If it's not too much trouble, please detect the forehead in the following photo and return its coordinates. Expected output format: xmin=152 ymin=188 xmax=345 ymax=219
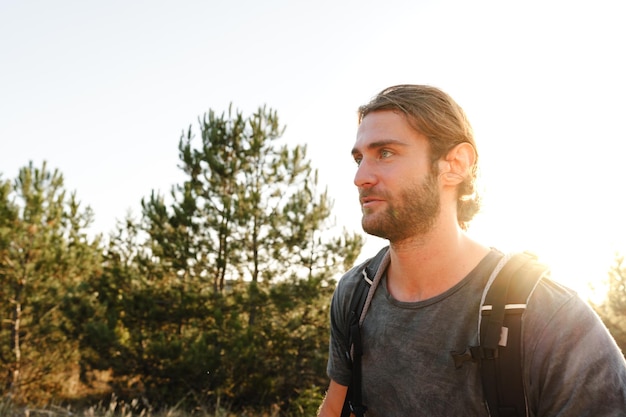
xmin=354 ymin=110 xmax=428 ymax=151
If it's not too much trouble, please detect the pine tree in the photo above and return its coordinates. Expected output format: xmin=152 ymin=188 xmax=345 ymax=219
xmin=592 ymin=254 xmax=626 ymax=356
xmin=0 ymin=162 xmax=102 ymax=404
xmin=82 ymin=105 xmax=363 ymax=411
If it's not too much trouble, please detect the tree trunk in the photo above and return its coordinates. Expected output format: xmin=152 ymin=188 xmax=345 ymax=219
xmin=7 ymin=279 xmax=23 ymax=396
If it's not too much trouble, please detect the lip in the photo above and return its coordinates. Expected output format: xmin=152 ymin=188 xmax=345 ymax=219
xmin=360 ymin=195 xmax=384 ymax=207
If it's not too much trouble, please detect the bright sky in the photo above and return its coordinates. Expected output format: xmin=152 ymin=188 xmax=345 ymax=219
xmin=2 ymin=0 xmax=625 ymax=301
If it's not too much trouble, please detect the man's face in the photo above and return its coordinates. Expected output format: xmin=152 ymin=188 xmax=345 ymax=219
xmin=351 ymin=110 xmax=441 ymax=242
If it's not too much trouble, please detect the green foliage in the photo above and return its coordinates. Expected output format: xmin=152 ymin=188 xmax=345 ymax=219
xmin=287 ymin=385 xmax=325 ymax=417
xmin=69 ymin=105 xmax=363 ymax=414
xmin=0 ymin=162 xmax=103 ymax=404
xmin=592 ymin=253 xmax=626 ymax=356
xmin=0 ymin=107 xmax=362 ymax=414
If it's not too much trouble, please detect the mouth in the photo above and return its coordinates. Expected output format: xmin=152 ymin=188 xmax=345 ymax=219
xmin=360 ymin=194 xmax=384 ymax=208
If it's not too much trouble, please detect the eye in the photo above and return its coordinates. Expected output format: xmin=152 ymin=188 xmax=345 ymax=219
xmin=354 ymin=156 xmax=362 ymax=166
xmin=380 ymin=149 xmax=393 ymax=159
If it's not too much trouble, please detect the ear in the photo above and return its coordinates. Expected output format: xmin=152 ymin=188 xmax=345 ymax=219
xmin=438 ymin=142 xmax=476 ymax=186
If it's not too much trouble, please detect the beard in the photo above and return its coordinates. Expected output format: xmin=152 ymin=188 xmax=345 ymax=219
xmin=360 ymin=173 xmax=441 ymax=242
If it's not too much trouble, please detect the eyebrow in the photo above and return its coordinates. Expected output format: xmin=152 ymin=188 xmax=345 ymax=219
xmin=351 ymin=138 xmax=408 ymax=156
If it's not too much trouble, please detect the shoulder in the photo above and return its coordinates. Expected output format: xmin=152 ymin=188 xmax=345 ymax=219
xmin=333 ymin=246 xmax=388 ymax=302
xmin=332 ymin=256 xmax=373 ymax=311
xmin=528 ymin=272 xmax=578 ymax=313
xmin=523 ymin=272 xmax=626 ymax=413
xmin=330 ymin=246 xmax=389 ymax=325
xmin=524 ymin=272 xmax=586 ymax=331
xmin=523 ymin=271 xmax=596 ymax=348
xmin=524 ymin=269 xmax=624 ymax=372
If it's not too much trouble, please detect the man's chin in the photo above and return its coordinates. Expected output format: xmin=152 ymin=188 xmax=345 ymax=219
xmin=361 ymin=219 xmax=388 ymax=240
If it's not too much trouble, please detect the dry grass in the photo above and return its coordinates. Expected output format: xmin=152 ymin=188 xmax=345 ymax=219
xmin=0 ymin=394 xmax=283 ymax=417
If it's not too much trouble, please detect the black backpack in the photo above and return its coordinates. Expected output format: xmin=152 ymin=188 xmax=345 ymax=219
xmin=341 ymin=248 xmax=548 ymax=417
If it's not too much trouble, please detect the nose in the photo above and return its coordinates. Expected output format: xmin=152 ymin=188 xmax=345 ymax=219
xmin=354 ymin=158 xmax=377 ymax=188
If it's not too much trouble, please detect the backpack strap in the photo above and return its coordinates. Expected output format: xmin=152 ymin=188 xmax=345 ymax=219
xmin=341 ymin=246 xmax=389 ymax=417
xmin=475 ymin=252 xmax=548 ymax=417
xmin=342 ymin=249 xmax=546 ymax=417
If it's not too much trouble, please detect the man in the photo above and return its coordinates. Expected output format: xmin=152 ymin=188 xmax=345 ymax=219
xmin=317 ymin=84 xmax=626 ymax=416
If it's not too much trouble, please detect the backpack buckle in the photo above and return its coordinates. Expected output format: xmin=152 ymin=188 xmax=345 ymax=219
xmin=451 ymin=347 xmax=475 ymax=369
xmin=470 ymin=345 xmax=498 ymax=360
xmin=349 ymin=402 xmax=368 ymax=416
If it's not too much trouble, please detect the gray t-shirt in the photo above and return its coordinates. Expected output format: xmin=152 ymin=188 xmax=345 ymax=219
xmin=327 ymin=249 xmax=626 ymax=417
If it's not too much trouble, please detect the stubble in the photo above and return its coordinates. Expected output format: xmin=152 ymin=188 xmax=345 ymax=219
xmin=361 ymin=173 xmax=441 ymax=243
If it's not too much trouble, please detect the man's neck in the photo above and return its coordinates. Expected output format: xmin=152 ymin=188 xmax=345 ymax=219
xmin=385 ymin=226 xmax=490 ymax=302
